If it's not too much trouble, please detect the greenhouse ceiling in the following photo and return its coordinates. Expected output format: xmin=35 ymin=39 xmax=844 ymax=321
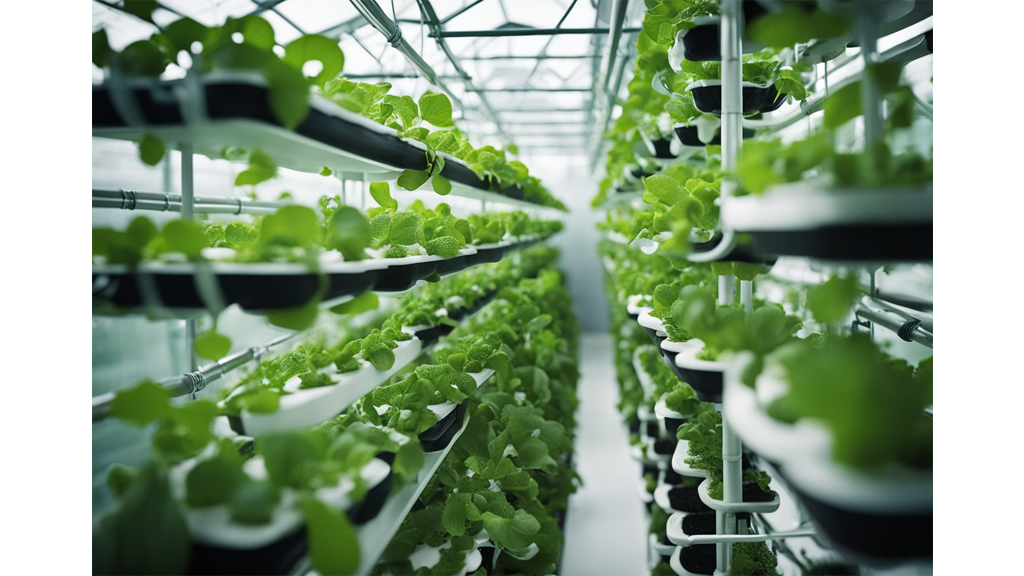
xmin=92 ymin=0 xmax=645 ymax=159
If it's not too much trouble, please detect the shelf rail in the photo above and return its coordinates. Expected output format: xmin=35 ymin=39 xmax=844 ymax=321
xmin=856 ymin=297 xmax=933 ymax=348
xmin=93 ymin=189 xmax=289 ymax=215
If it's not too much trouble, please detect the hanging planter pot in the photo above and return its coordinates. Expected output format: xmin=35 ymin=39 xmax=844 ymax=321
xmin=686 ymin=80 xmax=786 ymax=116
xmin=670 ymin=542 xmax=717 ymax=576
xmin=638 ymin=311 xmax=669 ymax=348
xmin=673 ymin=124 xmax=756 ymax=147
xmin=640 ymin=129 xmax=680 ymax=159
xmin=689 ymin=232 xmax=778 ymax=266
xmin=668 ymin=2 xmax=769 ymax=65
xmin=671 ymin=440 xmax=708 ymax=479
xmin=654 ymin=481 xmax=712 ymax=515
xmin=697 ymin=478 xmax=781 ymax=514
xmin=666 ymin=510 xmax=719 ymax=546
xmin=722 ymin=352 xmax=832 ymax=467
xmin=654 ymin=390 xmax=695 ymax=437
xmin=673 ymin=340 xmax=727 ymax=403
xmin=778 ymin=454 xmax=932 ymax=563
xmin=722 ymin=183 xmax=933 ymax=262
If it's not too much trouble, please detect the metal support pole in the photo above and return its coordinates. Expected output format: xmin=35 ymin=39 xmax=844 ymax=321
xmin=740 ymin=279 xmax=753 ymax=314
xmin=858 ymin=9 xmax=883 ymax=148
xmin=180 ymin=142 xmax=198 ymax=372
xmin=430 ymin=26 xmax=642 ymax=38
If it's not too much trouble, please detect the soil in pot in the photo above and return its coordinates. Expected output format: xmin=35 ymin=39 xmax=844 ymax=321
xmin=189 ymin=528 xmax=306 ymax=576
xmin=645 ymin=422 xmax=661 ymax=438
xmin=663 ymin=468 xmax=684 ymax=485
xmin=680 ymin=544 xmax=717 ymax=575
xmin=654 ymin=438 xmax=677 ymax=456
xmin=682 ymin=512 xmax=717 ymax=536
xmin=668 ymin=486 xmax=710 ymax=513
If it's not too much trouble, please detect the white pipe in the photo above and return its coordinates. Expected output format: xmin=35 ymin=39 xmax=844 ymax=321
xmin=680 ymin=529 xmax=820 ymax=546
xmin=180 ymin=142 xmax=194 ymax=222
xmin=740 ymin=280 xmax=753 ymax=314
xmin=857 ymin=10 xmax=883 ymax=147
xmin=718 ymin=275 xmax=735 ymax=306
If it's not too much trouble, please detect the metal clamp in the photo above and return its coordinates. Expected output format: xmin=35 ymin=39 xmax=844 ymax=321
xmin=183 ymin=370 xmax=207 ymax=399
xmin=897 ymin=319 xmax=923 ymax=342
xmin=120 ymin=188 xmax=137 ymax=210
xmin=386 ymin=24 xmax=403 ymax=47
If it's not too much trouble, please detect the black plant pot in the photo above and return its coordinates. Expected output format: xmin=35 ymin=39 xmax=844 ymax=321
xmin=654 ymin=438 xmax=677 ymax=456
xmin=673 ymin=364 xmax=723 ymax=404
xmin=668 ymin=485 xmax=710 ymax=513
xmin=188 ymin=528 xmax=306 ymax=575
xmin=678 ymin=2 xmax=768 ymax=61
xmin=648 ymin=137 xmax=677 ymax=159
xmin=673 ymin=125 xmax=756 ymax=147
xmin=642 ymin=326 xmax=667 ymax=349
xmin=373 ymin=259 xmax=440 ymax=292
xmin=746 ymin=223 xmax=933 ymax=262
xmin=783 ymin=476 xmax=932 ymax=561
xmin=690 ymin=233 xmax=778 ymax=266
xmin=645 ymin=422 xmax=661 ymax=438
xmin=504 ymin=187 xmax=525 ymax=201
xmin=349 ymin=454 xmax=395 ymax=525
xmin=419 ymin=398 xmax=469 ymax=452
xmin=690 ymin=83 xmax=785 ymax=116
xmin=664 ymin=415 xmax=687 ymax=437
xmin=631 ymin=167 xmax=656 ymax=180
xmin=680 ymin=544 xmax=716 ymax=575
xmin=663 ymin=468 xmax=684 ymax=486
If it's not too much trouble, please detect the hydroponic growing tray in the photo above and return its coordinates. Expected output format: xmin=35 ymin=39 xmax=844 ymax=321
xmin=92 ymin=72 xmax=539 ymax=205
xmin=687 ymin=80 xmax=786 ymax=116
xmin=722 ymin=184 xmax=933 ymax=261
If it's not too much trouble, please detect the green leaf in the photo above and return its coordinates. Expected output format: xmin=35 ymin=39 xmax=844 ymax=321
xmin=138 ymin=135 xmax=165 ymax=167
xmin=328 ymin=206 xmax=371 ymax=260
xmin=163 ymin=220 xmax=209 ymax=258
xmin=104 ymin=462 xmax=190 ymax=574
xmin=389 ymin=211 xmax=421 ymax=246
xmin=116 ymin=40 xmax=167 ymax=77
xmin=235 ymin=149 xmax=278 ymax=186
xmin=301 ymin=497 xmax=360 ymax=575
xmin=233 ymin=15 xmax=276 ymax=49
xmin=419 ymin=92 xmax=453 ymax=127
xmin=260 ymin=204 xmax=319 ymax=248
xmin=384 ymin=95 xmax=419 ymax=129
xmin=283 ymin=35 xmax=345 ymax=87
xmin=164 ymin=17 xmax=209 ymax=54
xmin=266 ymin=296 xmax=321 ymax=331
xmin=397 ymin=169 xmax=431 ymax=191
xmin=106 ymin=464 xmax=138 ymax=497
xmin=262 ymin=59 xmax=311 ymax=129
xmin=431 ymin=174 xmax=452 ymax=195
xmin=330 ymin=292 xmax=379 ymax=315
xmin=643 ymin=174 xmax=685 ymax=206
xmin=481 ymin=509 xmax=540 ymax=551
xmin=526 ymin=314 xmax=552 ymax=332
xmin=186 ymin=440 xmax=247 ymax=508
xmin=230 ymin=481 xmax=279 ymax=525
xmin=240 ymin=389 xmax=280 ymax=414
xmin=110 ymin=380 xmax=170 ymax=426
xmin=365 ymin=346 xmax=396 ymax=371
xmin=369 ymin=182 xmax=398 ymax=211
xmin=123 ymin=0 xmax=159 ymax=23
xmin=806 ymin=275 xmax=860 ymax=323
xmin=823 ymin=81 xmax=863 ymax=129
xmin=425 ymin=236 xmax=461 ymax=258
xmin=194 ymin=329 xmax=231 ymax=360
xmin=93 ymin=30 xmax=112 ymax=68
xmin=748 ymin=6 xmax=851 ymax=48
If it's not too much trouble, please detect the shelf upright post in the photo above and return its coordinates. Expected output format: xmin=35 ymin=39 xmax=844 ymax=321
xmin=857 ymin=7 xmax=883 ymax=150
xmin=180 ymin=141 xmax=199 ymax=372
xmin=740 ymin=279 xmax=753 ymax=314
xmin=719 ymin=0 xmax=743 ymax=571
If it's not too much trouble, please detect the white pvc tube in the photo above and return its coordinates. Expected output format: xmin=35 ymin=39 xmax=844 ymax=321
xmin=857 ymin=10 xmax=882 ymax=146
xmin=718 ymin=275 xmax=735 ymax=306
xmin=180 ymin=142 xmax=194 ymax=222
xmin=718 ymin=1 xmax=742 ymax=572
xmin=740 ymin=280 xmax=753 ymax=314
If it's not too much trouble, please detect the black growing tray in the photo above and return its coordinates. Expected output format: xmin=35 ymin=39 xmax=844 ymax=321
xmin=673 ymin=125 xmax=755 ymax=147
xmin=678 ymin=3 xmax=768 ymax=61
xmin=189 ymin=527 xmax=306 ymax=575
xmin=691 ymin=233 xmax=778 ymax=265
xmin=419 ymin=398 xmax=469 ymax=452
xmin=746 ymin=224 xmax=933 ymax=262
xmin=642 ymin=326 xmax=667 ymax=349
xmin=468 ymin=245 xmax=506 ymax=266
xmin=666 ymin=357 xmax=723 ymax=404
xmin=349 ymin=453 xmax=396 ymax=525
xmin=691 ymin=83 xmax=785 ymax=116
xmin=786 ymin=480 xmax=932 ymax=561
xmin=373 ymin=260 xmax=441 ymax=292
xmin=436 ymin=253 xmax=474 ymax=276
xmin=92 ymin=78 xmax=535 ymax=204
xmin=92 ymin=267 xmax=380 ymax=312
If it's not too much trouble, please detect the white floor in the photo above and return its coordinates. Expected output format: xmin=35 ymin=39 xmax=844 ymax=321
xmin=561 ymin=333 xmax=648 ymax=576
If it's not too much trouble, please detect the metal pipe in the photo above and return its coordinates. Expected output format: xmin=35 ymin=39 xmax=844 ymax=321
xmin=347 ymin=0 xmax=442 ymax=86
xmin=601 ymin=0 xmax=629 ymax=94
xmin=415 ymin=0 xmax=513 ymax=144
xmin=680 ymin=529 xmax=820 ymax=547
xmin=461 ymin=54 xmax=595 ymax=61
xmin=431 ymin=26 xmax=642 ymax=38
xmin=856 ymin=304 xmax=933 ymax=348
xmin=469 ymin=87 xmax=592 ymax=92
xmin=441 ymin=0 xmax=487 ymax=24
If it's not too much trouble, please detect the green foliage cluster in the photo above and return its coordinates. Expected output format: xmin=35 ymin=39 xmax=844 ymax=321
xmin=677 ymin=410 xmax=774 ymax=501
xmin=95 ymin=248 xmax=580 ymax=575
xmin=93 ymin=10 xmax=564 ymax=210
